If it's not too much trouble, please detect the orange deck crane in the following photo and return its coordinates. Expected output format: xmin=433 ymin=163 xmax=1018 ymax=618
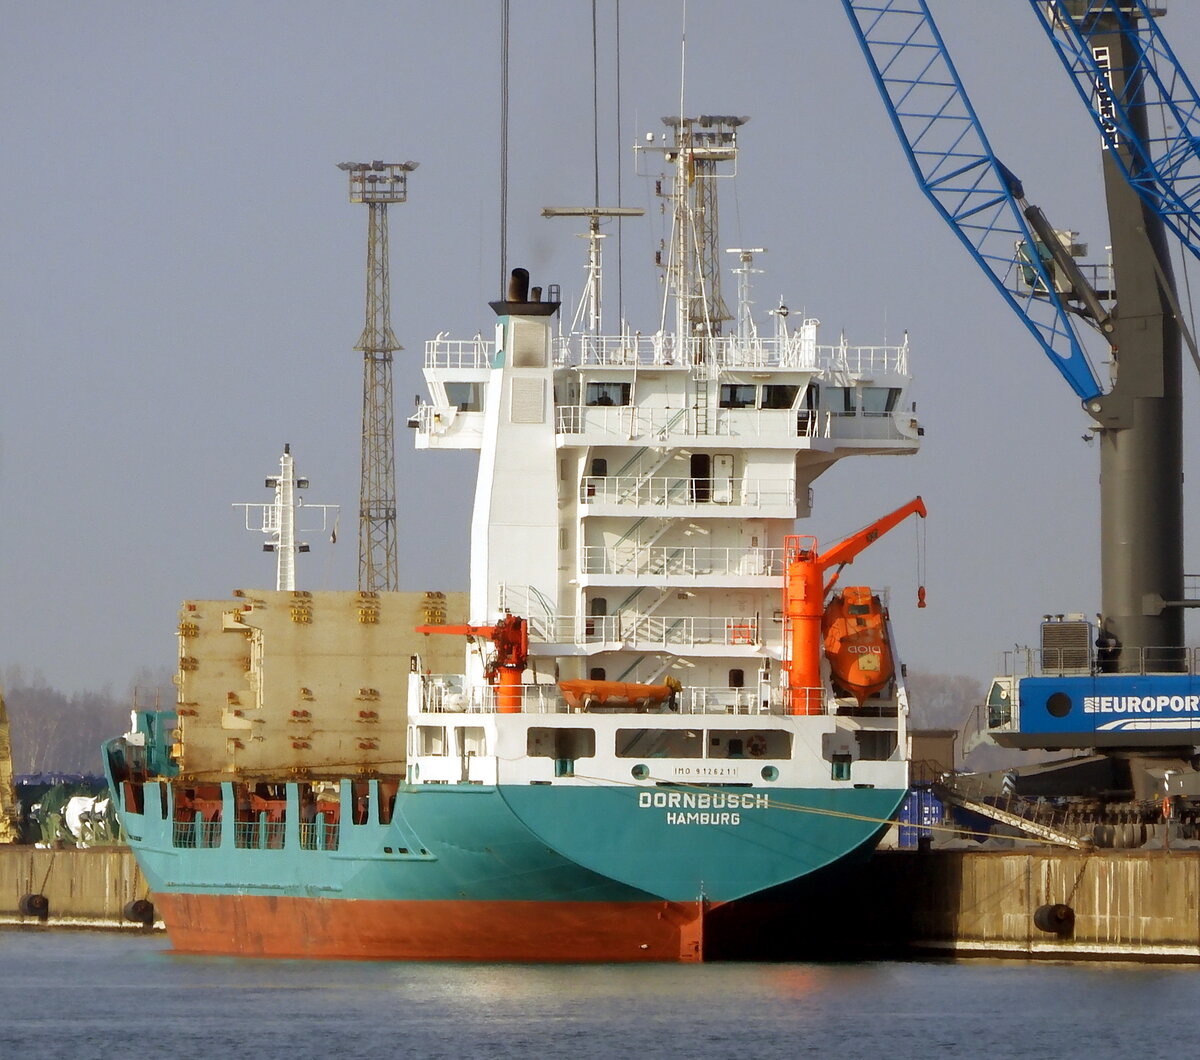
xmin=415 ymin=613 xmax=529 ymax=713
xmin=782 ymin=498 xmax=926 ymax=715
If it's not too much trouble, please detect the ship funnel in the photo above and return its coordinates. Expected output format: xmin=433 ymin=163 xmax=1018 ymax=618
xmin=490 ymin=266 xmax=560 ymax=317
xmin=508 ymin=267 xmax=530 ymax=303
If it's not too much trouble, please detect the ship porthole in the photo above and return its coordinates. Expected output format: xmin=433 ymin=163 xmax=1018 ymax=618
xmin=1046 ymin=692 xmax=1072 ymax=718
xmin=761 ymin=766 xmax=779 ymax=782
xmin=631 ymin=764 xmax=649 ymax=780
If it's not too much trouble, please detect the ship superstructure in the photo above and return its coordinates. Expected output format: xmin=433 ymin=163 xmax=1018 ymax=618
xmin=415 ymin=115 xmax=921 ymax=713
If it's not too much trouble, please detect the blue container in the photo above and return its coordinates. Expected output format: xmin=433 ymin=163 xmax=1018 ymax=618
xmin=897 ymin=787 xmax=944 ymax=849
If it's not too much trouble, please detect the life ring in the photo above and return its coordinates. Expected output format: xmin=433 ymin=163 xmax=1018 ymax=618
xmin=748 ymin=735 xmax=768 ymax=758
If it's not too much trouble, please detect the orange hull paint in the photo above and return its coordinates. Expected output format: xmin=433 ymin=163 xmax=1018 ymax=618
xmin=155 ymin=893 xmax=709 ymax=962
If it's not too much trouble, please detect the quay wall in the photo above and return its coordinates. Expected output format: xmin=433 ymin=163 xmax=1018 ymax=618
xmin=0 ymin=846 xmax=157 ymax=930
xmin=3 ymin=845 xmax=1200 ymax=960
xmin=858 ymin=848 xmax=1200 ymax=961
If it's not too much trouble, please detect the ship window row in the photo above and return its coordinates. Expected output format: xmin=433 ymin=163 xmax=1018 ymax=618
xmin=414 ymin=725 xmax=487 ymax=757
xmin=718 ymin=383 xmax=801 ymax=410
xmin=826 ymin=386 xmax=902 ymax=415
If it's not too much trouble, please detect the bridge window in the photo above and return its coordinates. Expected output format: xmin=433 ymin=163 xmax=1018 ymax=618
xmin=862 ymin=387 xmax=901 ymax=415
xmin=826 ymin=387 xmax=855 ymax=414
xmin=585 ymin=382 xmax=631 ymax=406
xmin=444 ymin=382 xmax=482 ymax=411
xmin=719 ymin=384 xmax=756 ymax=408
xmin=761 ymin=384 xmax=799 ymax=410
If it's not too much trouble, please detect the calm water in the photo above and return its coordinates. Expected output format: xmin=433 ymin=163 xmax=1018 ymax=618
xmin=1 ymin=930 xmax=1197 ymax=1059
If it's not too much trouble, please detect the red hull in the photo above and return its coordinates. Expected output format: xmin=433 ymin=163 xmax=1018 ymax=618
xmin=156 ymin=893 xmax=709 ymax=962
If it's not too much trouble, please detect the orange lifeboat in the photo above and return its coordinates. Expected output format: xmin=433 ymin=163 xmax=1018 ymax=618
xmin=558 ymin=677 xmax=681 ymax=712
xmin=822 ymin=586 xmax=894 ymax=705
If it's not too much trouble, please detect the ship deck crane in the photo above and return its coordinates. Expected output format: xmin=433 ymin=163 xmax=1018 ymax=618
xmin=782 ymin=497 xmax=926 ymax=715
xmin=416 ymin=614 xmax=529 ymax=714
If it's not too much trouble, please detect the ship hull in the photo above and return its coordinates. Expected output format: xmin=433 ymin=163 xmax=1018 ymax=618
xmin=155 ymin=893 xmax=709 ymax=961
xmin=111 ymin=774 xmax=905 ymax=961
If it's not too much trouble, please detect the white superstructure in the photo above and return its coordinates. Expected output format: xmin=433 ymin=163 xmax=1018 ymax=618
xmin=413 ymin=115 xmax=921 ymax=716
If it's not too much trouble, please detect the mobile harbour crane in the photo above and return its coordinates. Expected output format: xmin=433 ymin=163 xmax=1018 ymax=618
xmin=843 ymin=1 xmax=1200 ymax=805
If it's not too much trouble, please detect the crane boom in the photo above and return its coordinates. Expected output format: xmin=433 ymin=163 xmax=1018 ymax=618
xmin=840 ymin=0 xmax=1103 ymax=402
xmin=1030 ymin=0 xmax=1200 ymax=266
xmin=416 ymin=614 xmax=529 ymax=713
xmin=782 ymin=497 xmax=926 ymax=716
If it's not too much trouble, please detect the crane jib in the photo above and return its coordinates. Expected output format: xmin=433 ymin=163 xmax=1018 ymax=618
xmin=841 ymin=0 xmax=1105 ymax=404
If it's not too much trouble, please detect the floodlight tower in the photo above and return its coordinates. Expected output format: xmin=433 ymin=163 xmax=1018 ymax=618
xmin=338 ymin=159 xmax=418 ymax=592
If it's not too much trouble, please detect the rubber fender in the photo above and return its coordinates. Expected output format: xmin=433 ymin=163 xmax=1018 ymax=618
xmin=123 ymin=899 xmax=156 ymax=926
xmin=18 ymin=893 xmax=49 ymax=920
xmin=1033 ymin=903 xmax=1075 ymax=937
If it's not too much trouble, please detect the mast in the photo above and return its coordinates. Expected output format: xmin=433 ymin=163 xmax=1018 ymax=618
xmin=234 ymin=445 xmax=337 ymax=592
xmin=641 ymin=115 xmax=745 ymax=347
xmin=541 ymin=207 xmax=645 ymax=336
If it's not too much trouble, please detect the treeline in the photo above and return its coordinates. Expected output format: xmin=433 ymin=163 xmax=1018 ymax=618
xmin=2 ymin=666 xmax=175 ymax=776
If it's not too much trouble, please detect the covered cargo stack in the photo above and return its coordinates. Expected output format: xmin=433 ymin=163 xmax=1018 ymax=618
xmin=172 ymin=590 xmax=467 ymax=781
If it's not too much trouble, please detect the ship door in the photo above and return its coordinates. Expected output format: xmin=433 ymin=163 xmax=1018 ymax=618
xmin=712 ymin=454 xmax=734 ymax=504
xmin=690 ymin=453 xmax=711 ymax=503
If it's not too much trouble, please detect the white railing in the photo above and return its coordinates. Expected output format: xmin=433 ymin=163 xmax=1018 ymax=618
xmin=556 ymin=404 xmax=917 ymax=444
xmin=419 ymin=677 xmax=563 ymax=715
xmin=675 ymin=686 xmax=779 ymax=715
xmin=580 ymin=476 xmax=795 ymax=508
xmin=424 ymin=329 xmax=909 ymax=376
xmin=527 ymin=614 xmax=759 ymax=648
xmin=580 ymin=545 xmax=784 ymax=578
xmin=424 ymin=337 xmax=495 ymax=369
xmin=416 ymin=676 xmax=791 ymax=716
xmin=627 ymin=614 xmax=760 ymax=647
xmin=1001 ymin=645 xmax=1200 ymax=678
xmin=563 ymin=329 xmax=909 ymax=374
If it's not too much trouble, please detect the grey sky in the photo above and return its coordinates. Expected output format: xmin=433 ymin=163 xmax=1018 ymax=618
xmin=3 ymin=2 xmax=1199 ymax=695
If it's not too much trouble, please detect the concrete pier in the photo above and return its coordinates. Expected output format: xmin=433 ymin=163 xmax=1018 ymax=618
xmin=0 ymin=846 xmax=158 ymax=931
xmin=854 ymin=848 xmax=1200 ymax=961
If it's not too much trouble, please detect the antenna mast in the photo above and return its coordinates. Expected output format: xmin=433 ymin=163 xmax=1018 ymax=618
xmin=542 ymin=207 xmax=645 ymax=335
xmin=234 ymin=444 xmax=338 ymax=591
xmin=642 ymin=116 xmax=745 ymax=346
xmin=338 ymin=160 xmax=417 ymax=591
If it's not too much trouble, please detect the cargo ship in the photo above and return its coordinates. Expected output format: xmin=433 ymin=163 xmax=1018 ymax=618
xmin=104 ymin=113 xmax=924 ymax=960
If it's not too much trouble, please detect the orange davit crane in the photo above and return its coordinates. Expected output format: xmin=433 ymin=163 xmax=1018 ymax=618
xmin=416 ymin=613 xmax=529 ymax=713
xmin=782 ymin=497 xmax=927 ymax=715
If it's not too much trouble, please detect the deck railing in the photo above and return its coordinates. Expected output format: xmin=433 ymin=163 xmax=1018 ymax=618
xmin=417 ymin=678 xmax=794 ymax=715
xmin=579 ymin=545 xmax=784 ymax=578
xmin=579 ymin=475 xmax=795 ymax=508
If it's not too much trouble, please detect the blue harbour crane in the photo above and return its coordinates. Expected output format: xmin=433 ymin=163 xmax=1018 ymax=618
xmin=842 ymin=1 xmax=1200 ymax=775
